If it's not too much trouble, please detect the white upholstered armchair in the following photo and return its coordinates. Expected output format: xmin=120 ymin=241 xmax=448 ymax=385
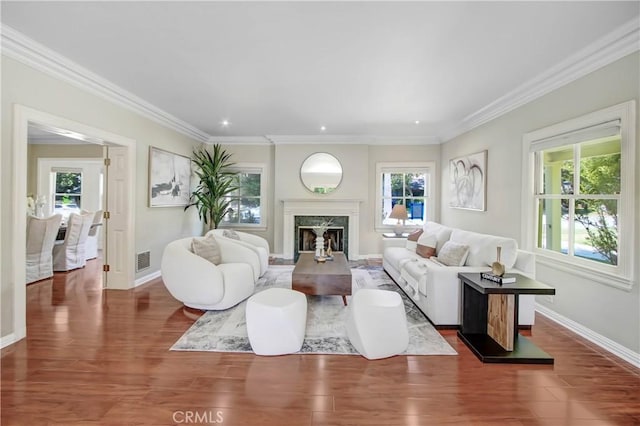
xmin=161 ymin=236 xmax=257 ymax=310
xmin=207 ymin=229 xmax=270 ymax=277
xmin=26 ymin=214 xmax=63 ymax=284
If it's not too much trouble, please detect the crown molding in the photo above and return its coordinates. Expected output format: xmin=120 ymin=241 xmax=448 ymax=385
xmin=267 ymin=134 xmax=439 ymax=145
xmin=208 ymin=136 xmax=273 ymax=145
xmin=1 ymin=25 xmax=211 ymax=143
xmin=442 ymin=17 xmax=640 ymax=142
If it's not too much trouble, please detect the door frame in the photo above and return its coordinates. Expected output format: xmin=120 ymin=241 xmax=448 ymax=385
xmin=12 ymin=104 xmax=136 ymax=342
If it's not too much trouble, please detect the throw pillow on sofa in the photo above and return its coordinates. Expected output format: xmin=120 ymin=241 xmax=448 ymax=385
xmin=416 ymin=232 xmax=437 ymax=258
xmin=405 ymin=229 xmax=423 ymax=251
xmin=434 ymin=241 xmax=469 ymax=266
xmin=223 ymin=229 xmax=241 ymax=240
xmin=191 ymin=234 xmax=222 ymax=265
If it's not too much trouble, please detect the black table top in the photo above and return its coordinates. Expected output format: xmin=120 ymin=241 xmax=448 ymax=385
xmin=458 ymin=272 xmax=555 ymax=296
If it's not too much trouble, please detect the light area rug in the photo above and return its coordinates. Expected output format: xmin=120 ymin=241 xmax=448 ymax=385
xmin=171 ymin=265 xmax=457 ymax=356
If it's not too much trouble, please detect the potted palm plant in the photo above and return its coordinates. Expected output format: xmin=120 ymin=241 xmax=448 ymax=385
xmin=185 ymin=144 xmax=238 ymax=232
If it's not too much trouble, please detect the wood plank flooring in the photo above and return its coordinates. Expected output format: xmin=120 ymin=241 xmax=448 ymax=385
xmin=2 ymin=258 xmax=639 ymax=425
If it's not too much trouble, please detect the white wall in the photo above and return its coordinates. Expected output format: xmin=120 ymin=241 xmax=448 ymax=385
xmin=1 ymin=55 xmax=201 ymax=339
xmin=439 ymin=52 xmax=640 ymax=354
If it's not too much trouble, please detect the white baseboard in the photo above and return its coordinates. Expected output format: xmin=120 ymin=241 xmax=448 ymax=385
xmin=134 ymin=270 xmax=162 ymax=287
xmin=1 ymin=332 xmax=19 ymax=349
xmin=536 ymin=303 xmax=640 ymax=369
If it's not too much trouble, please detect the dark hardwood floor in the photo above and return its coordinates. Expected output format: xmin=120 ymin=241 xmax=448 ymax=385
xmin=2 ymin=258 xmax=639 ymax=425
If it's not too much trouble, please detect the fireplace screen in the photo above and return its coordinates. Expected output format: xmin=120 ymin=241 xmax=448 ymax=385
xmin=298 ymin=227 xmax=344 ymax=253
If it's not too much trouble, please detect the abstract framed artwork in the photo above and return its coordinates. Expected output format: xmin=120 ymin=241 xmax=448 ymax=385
xmin=148 ymin=146 xmax=191 ymax=207
xmin=449 ymin=150 xmax=487 ymax=211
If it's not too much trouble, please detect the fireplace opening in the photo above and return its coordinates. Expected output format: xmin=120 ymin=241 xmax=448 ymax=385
xmin=298 ymin=227 xmax=344 ymax=253
xmin=294 ymin=215 xmax=349 ymax=261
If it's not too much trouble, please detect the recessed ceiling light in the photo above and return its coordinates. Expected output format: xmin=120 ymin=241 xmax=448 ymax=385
xmin=414 ymin=120 xmax=420 ymax=125
xmin=320 ymin=126 xmax=326 ymax=131
xmin=221 ymin=120 xmax=230 ymax=127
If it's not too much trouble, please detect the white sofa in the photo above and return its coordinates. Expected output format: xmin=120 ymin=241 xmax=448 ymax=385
xmin=161 ymin=236 xmax=257 ymax=310
xmin=383 ymin=222 xmax=536 ymax=327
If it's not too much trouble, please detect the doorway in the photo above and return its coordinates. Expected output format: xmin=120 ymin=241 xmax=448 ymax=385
xmin=11 ymin=104 xmax=136 ymax=342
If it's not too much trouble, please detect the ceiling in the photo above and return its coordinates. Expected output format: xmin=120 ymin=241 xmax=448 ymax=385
xmin=2 ymin=1 xmax=638 ymax=144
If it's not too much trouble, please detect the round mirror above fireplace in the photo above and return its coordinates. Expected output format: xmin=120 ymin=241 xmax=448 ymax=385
xmin=300 ymin=153 xmax=343 ymax=194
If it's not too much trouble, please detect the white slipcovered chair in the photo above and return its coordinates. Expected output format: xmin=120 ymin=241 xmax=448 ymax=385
xmin=83 ymin=209 xmax=103 ymax=260
xmin=207 ymin=229 xmax=270 ymax=277
xmin=52 ymin=211 xmax=94 ymax=272
xmin=161 ymin=236 xmax=257 ymax=310
xmin=346 ymin=289 xmax=409 ymax=360
xmin=26 ymin=214 xmax=63 ymax=284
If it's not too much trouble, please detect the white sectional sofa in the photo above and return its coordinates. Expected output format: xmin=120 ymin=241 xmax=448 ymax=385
xmin=383 ymin=222 xmax=536 ymax=327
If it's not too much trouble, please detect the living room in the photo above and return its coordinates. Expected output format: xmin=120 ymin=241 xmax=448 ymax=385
xmin=2 ymin=1 xmax=639 ymax=424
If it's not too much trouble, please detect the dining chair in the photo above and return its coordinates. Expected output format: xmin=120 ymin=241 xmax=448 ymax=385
xmin=84 ymin=210 xmax=103 ymax=260
xmin=53 ymin=211 xmax=94 ymax=272
xmin=26 ymin=214 xmax=63 ymax=284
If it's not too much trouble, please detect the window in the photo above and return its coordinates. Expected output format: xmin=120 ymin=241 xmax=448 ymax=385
xmin=53 ymin=170 xmax=82 ymax=216
xmin=221 ymin=164 xmax=266 ymax=228
xmin=523 ymin=101 xmax=635 ymax=289
xmin=376 ymin=162 xmax=436 ymax=230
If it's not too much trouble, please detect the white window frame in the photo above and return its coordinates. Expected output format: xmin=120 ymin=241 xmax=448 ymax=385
xmin=521 ymin=101 xmax=636 ymax=290
xmin=221 ymin=163 xmax=267 ymax=230
xmin=375 ymin=162 xmax=436 ymax=232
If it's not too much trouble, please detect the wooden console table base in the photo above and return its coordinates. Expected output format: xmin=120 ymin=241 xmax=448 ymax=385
xmin=292 ymin=253 xmax=352 ymax=306
xmin=457 ymin=272 xmax=556 ymax=364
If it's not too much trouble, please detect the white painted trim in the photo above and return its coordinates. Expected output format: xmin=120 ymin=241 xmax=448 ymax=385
xmin=444 ymin=18 xmax=640 ymax=141
xmin=210 ymin=136 xmax=272 ymax=145
xmin=521 ymin=101 xmax=636 ymax=285
xmin=12 ymin=105 xmax=137 ymax=344
xmin=268 ymin=135 xmax=440 ymax=145
xmin=536 ymin=303 xmax=640 ymax=369
xmin=0 ymin=333 xmax=19 ymax=349
xmin=1 ymin=25 xmax=209 ymax=143
xmin=374 ymin=161 xmax=437 ymax=232
xmin=134 ymin=270 xmax=162 ymax=287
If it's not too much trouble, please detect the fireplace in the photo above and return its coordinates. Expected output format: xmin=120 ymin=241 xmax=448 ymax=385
xmin=294 ymin=215 xmax=347 ymax=260
xmin=298 ymin=227 xmax=345 ymax=254
xmin=282 ymin=199 xmax=361 ymax=260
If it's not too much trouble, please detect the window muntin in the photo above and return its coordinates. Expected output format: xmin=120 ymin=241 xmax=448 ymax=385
xmin=535 ymin=135 xmax=621 ymax=266
xmin=53 ymin=171 xmax=82 ymax=215
xmin=376 ymin=163 xmax=434 ymax=230
xmin=221 ymin=166 xmax=265 ymax=228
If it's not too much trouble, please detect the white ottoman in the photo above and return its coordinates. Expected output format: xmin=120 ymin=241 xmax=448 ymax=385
xmin=246 ymin=288 xmax=307 ymax=356
xmin=346 ymin=289 xmax=409 ymax=360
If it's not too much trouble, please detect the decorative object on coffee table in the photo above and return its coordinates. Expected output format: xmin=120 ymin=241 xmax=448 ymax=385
xmin=491 ymin=246 xmax=505 ymax=276
xmin=388 ymin=204 xmax=408 ymax=236
xmin=312 ymin=219 xmax=332 ymax=260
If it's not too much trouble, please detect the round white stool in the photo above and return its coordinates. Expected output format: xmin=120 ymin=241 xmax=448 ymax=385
xmin=346 ymin=289 xmax=409 ymax=359
xmin=246 ymin=288 xmax=307 ymax=356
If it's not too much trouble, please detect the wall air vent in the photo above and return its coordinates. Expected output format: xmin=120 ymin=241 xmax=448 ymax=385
xmin=136 ymin=251 xmax=151 ymax=272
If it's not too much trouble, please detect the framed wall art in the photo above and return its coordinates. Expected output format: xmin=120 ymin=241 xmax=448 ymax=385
xmin=148 ymin=146 xmax=191 ymax=207
xmin=449 ymin=150 xmax=487 ymax=211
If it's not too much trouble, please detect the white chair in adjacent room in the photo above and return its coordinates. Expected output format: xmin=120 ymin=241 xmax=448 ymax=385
xmin=84 ymin=209 xmax=103 ymax=260
xmin=346 ymin=289 xmax=409 ymax=360
xmin=161 ymin=236 xmax=256 ymax=310
xmin=246 ymin=288 xmax=307 ymax=356
xmin=25 ymin=214 xmax=63 ymax=284
xmin=52 ymin=211 xmax=94 ymax=272
xmin=207 ymin=229 xmax=270 ymax=278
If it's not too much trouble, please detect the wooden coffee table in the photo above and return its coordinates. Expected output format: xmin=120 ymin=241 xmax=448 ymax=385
xmin=292 ymin=253 xmax=352 ymax=305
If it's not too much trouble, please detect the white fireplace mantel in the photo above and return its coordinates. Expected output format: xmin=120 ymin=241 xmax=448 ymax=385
xmin=281 ymin=199 xmax=362 ymax=259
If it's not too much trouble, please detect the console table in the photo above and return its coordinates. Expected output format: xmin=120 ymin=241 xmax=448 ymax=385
xmin=457 ymin=272 xmax=555 ymax=364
